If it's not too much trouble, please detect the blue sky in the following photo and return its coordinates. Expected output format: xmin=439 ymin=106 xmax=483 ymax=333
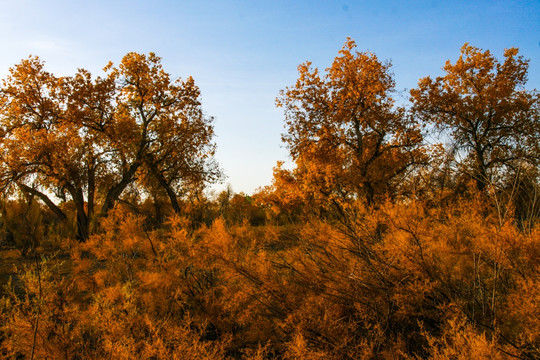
xmin=1 ymin=0 xmax=538 ymax=194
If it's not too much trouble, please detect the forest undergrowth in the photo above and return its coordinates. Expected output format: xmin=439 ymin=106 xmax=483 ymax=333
xmin=0 ymin=191 xmax=538 ymax=359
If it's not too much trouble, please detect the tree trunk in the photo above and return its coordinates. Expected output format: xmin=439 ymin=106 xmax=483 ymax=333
xmin=75 ymin=208 xmax=89 ymax=242
xmin=146 ymin=158 xmax=182 ymax=215
xmin=87 ymin=160 xmax=96 ymax=223
xmin=73 ymin=188 xmax=89 ymax=242
xmin=153 ymin=194 xmax=164 ymax=226
xmin=100 ymin=162 xmax=141 ymax=217
xmin=475 ymin=143 xmax=489 ymax=192
xmin=365 ymin=181 xmax=375 ymax=206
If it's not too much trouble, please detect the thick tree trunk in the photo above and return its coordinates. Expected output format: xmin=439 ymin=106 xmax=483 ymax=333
xmin=365 ymin=181 xmax=375 ymax=206
xmin=153 ymin=195 xmax=164 ymax=226
xmin=100 ymin=162 xmax=141 ymax=217
xmin=87 ymin=161 xmax=96 ymax=222
xmin=474 ymin=140 xmax=489 ymax=192
xmin=73 ymin=188 xmax=89 ymax=242
xmin=75 ymin=208 xmax=89 ymax=242
xmin=161 ymin=182 xmax=181 ymax=215
xmin=146 ymin=158 xmax=182 ymax=215
xmin=475 ymin=160 xmax=488 ymax=192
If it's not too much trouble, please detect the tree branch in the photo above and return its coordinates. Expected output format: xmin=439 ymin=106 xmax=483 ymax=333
xmin=17 ymin=182 xmax=67 ymax=221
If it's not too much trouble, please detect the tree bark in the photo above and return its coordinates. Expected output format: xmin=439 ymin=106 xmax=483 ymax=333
xmin=146 ymin=159 xmax=182 ymax=215
xmin=100 ymin=161 xmax=141 ymax=217
xmin=73 ymin=188 xmax=89 ymax=242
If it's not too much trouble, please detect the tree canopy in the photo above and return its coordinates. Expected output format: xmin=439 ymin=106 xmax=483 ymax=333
xmin=411 ymin=44 xmax=539 ymax=191
xmin=0 ymin=52 xmax=220 ymax=240
xmin=277 ymin=38 xmax=427 ymax=207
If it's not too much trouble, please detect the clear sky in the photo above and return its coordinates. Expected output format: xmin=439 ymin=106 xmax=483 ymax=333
xmin=0 ymin=0 xmax=538 ymax=194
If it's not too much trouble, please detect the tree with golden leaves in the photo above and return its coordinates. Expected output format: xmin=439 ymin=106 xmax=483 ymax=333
xmin=277 ymin=38 xmax=426 ymax=207
xmin=0 ymin=53 xmax=219 ymax=241
xmin=411 ymin=44 xmax=539 ymax=192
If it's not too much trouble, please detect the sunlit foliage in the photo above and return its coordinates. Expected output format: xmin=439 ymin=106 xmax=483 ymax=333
xmin=1 ymin=41 xmax=538 ymax=359
xmin=277 ymin=38 xmax=427 ymax=207
xmin=0 ymin=53 xmax=220 ymax=241
xmin=411 ymin=44 xmax=539 ymax=192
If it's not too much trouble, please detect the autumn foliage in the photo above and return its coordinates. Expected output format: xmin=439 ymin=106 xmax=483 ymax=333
xmin=0 ymin=41 xmax=539 ymax=359
xmin=277 ymin=39 xmax=427 ymax=207
xmin=0 ymin=53 xmax=219 ymax=241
